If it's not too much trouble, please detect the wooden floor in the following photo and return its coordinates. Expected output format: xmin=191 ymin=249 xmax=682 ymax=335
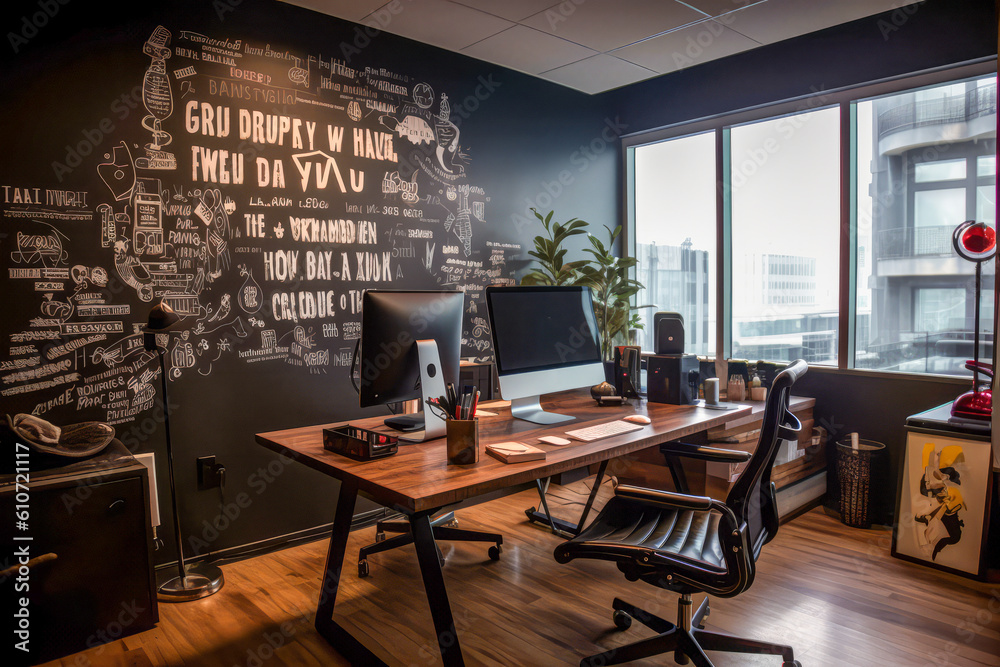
xmin=44 ymin=477 xmax=1000 ymax=666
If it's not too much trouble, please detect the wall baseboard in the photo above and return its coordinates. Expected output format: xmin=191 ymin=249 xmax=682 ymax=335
xmin=154 ymin=507 xmax=389 ymax=572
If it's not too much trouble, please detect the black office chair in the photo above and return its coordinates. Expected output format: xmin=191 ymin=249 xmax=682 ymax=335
xmin=554 ymin=359 xmax=808 ymax=667
xmin=357 ymin=511 xmax=502 ymax=577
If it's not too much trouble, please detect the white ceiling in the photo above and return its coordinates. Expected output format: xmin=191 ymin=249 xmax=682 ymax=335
xmin=283 ymin=0 xmax=922 ymax=94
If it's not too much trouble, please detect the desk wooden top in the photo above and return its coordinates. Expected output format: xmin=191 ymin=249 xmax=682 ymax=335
xmin=256 ymin=389 xmax=752 ymax=514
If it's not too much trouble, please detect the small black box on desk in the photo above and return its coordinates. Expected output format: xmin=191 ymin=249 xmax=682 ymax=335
xmin=647 ymin=354 xmax=700 ymax=405
xmin=323 ymin=425 xmax=398 ymax=461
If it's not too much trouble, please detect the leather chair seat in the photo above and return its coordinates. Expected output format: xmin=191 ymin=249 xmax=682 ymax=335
xmin=557 ymin=496 xmax=726 ymax=579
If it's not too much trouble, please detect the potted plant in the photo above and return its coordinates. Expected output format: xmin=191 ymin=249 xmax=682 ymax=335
xmin=521 ymin=209 xmax=649 ymax=361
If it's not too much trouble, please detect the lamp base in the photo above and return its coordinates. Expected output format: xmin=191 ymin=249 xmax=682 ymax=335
xmin=157 ymin=561 xmax=224 ymax=602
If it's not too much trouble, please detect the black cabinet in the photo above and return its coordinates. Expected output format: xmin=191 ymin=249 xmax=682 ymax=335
xmin=1 ymin=442 xmax=158 ymax=664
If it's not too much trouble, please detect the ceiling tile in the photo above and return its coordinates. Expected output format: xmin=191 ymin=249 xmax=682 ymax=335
xmin=360 ymin=0 xmax=515 ymax=52
xmin=522 ymin=0 xmax=706 ymax=52
xmin=678 ymin=0 xmax=768 ymax=19
xmin=450 ymin=0 xmax=563 ymax=22
xmin=281 ymin=0 xmax=389 ymax=23
xmin=539 ymin=54 xmax=658 ymax=94
xmin=614 ymin=19 xmax=760 ymax=74
xmin=723 ymin=0 xmax=922 ymax=45
xmin=461 ymin=25 xmax=597 ymax=75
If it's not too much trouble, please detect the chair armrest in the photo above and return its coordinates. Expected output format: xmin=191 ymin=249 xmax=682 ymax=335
xmin=777 ymin=412 xmax=802 ymax=442
xmin=614 ymin=484 xmax=714 ymax=511
xmin=659 ymin=441 xmax=752 ymax=463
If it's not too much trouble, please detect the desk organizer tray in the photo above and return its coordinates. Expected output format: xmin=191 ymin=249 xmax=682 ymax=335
xmin=323 ymin=425 xmax=398 ymax=461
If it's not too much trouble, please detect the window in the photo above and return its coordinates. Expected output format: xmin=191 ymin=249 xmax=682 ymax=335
xmin=855 ymin=76 xmax=996 ymax=375
xmin=632 ymin=131 xmax=716 ymax=356
xmin=730 ymin=108 xmax=841 ymax=364
xmin=627 ymin=66 xmax=996 ymax=378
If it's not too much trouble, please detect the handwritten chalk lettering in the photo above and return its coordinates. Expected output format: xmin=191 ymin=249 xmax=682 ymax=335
xmin=237 ymin=109 xmax=315 ymax=148
xmin=45 ymin=189 xmax=87 ymax=207
xmin=175 ymin=47 xmax=199 ymax=60
xmin=75 ymin=305 xmax=131 ymax=317
xmin=174 ymin=66 xmax=197 ymax=78
xmin=326 ymin=126 xmax=345 ymax=152
xmin=291 ymin=151 xmax=348 ymax=193
xmin=2 ymin=359 xmax=72 ymax=385
xmin=271 ymin=290 xmax=338 ymax=322
xmin=288 ymin=217 xmax=363 ymax=244
xmin=0 ymin=356 xmax=40 ymax=371
xmin=190 ymin=146 xmax=245 ymax=184
xmin=60 ymin=322 xmax=124 ymax=335
xmin=184 ymin=101 xmax=231 ymax=137
xmin=228 ymin=66 xmax=270 ymax=85
xmin=0 ymin=372 xmax=79 ymax=396
xmin=352 ymin=128 xmax=397 ymax=162
xmin=33 ymin=282 xmax=63 ymax=291
xmin=2 ymin=186 xmax=41 ymax=204
xmin=255 ymin=158 xmax=286 ymax=188
xmin=352 ymin=251 xmax=392 ymax=282
xmin=244 ymin=213 xmax=266 ymax=238
xmin=342 ymin=321 xmax=361 ymax=340
xmin=304 ymin=250 xmax=334 ymax=280
xmin=297 ymin=198 xmax=329 ymax=209
xmin=12 ymin=229 xmax=68 ymax=266
xmin=45 ymin=334 xmax=106 ymax=360
xmin=262 ymin=250 xmax=298 ymax=282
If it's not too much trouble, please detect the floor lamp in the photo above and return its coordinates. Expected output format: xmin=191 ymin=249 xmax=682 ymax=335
xmin=143 ymin=301 xmax=225 ymax=602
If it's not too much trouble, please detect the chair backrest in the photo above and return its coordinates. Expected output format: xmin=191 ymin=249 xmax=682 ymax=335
xmin=725 ymin=359 xmax=808 ymax=559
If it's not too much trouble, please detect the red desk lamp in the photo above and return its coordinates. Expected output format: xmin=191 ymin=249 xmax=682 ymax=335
xmin=951 ymin=220 xmax=996 ymax=420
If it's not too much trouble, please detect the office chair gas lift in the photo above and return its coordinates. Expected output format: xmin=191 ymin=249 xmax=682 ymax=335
xmin=555 ymin=359 xmax=808 ymax=667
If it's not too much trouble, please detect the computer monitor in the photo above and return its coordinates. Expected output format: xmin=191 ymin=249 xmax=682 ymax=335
xmin=358 ymin=290 xmax=464 ymax=441
xmin=485 ymin=285 xmax=605 ymax=424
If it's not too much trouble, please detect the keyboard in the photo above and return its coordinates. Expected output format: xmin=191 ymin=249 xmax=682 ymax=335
xmin=564 ymin=420 xmax=645 ymax=442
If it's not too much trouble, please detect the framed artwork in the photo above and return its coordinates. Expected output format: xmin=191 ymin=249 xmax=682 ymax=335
xmin=892 ymin=430 xmax=993 ymax=579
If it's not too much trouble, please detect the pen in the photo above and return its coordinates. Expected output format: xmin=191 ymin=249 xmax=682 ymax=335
xmin=470 ymin=390 xmax=480 ymax=419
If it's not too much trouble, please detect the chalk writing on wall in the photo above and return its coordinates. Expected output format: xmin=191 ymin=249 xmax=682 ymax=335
xmin=1 ymin=23 xmax=515 ymax=425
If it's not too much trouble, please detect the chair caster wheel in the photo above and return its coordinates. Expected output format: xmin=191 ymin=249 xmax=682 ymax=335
xmin=612 ymin=609 xmax=632 ymax=630
xmin=374 ymin=531 xmax=386 ymax=543
xmin=358 ymin=560 xmax=369 ymax=577
xmin=488 ymin=545 xmax=502 ymax=561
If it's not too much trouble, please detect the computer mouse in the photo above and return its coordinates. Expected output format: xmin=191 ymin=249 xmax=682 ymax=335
xmin=622 ymin=415 xmax=651 ymax=425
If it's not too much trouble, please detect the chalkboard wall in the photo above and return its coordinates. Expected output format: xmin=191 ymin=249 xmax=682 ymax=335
xmin=0 ymin=0 xmax=618 ymax=564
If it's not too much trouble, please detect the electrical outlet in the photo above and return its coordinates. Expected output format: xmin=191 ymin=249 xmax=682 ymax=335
xmin=197 ymin=455 xmax=223 ymax=490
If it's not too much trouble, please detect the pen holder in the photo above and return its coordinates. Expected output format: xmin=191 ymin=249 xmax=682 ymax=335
xmin=446 ymin=419 xmax=479 ymax=465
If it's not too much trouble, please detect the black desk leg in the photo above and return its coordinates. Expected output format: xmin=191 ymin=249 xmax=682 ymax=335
xmin=525 ymin=460 xmax=609 ymax=536
xmin=410 ymin=512 xmax=466 ymax=667
xmin=314 ymin=480 xmax=388 ymax=666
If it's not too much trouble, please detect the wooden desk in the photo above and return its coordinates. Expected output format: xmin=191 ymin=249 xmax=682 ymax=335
xmin=256 ymin=389 xmax=751 ymax=666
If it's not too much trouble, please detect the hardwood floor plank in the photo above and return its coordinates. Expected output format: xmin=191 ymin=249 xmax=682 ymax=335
xmin=40 ymin=477 xmax=1000 ymax=667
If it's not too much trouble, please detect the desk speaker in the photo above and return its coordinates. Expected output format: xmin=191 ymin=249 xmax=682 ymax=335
xmin=647 ymin=354 xmax=699 ymax=405
xmin=654 ymin=312 xmax=684 ymax=355
xmin=613 ymin=345 xmax=641 ymax=398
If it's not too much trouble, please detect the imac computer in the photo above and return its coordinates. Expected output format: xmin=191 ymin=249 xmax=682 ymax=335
xmin=485 ymin=285 xmax=606 ymax=424
xmin=357 ymin=290 xmax=464 ymax=442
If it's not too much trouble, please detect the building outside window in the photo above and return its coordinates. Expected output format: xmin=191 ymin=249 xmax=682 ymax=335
xmin=627 ymin=69 xmax=996 ymax=378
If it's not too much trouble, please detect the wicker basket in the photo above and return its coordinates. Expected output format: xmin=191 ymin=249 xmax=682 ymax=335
xmin=836 ymin=439 xmax=885 ymax=528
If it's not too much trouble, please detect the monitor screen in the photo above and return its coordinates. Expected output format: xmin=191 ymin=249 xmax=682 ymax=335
xmin=358 ymin=290 xmax=464 ymax=409
xmin=488 ymin=285 xmax=602 ymax=374
xmin=485 ymin=285 xmax=605 ymax=424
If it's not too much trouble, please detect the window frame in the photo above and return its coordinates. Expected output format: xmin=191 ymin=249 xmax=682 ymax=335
xmin=622 ymin=58 xmax=996 ymax=378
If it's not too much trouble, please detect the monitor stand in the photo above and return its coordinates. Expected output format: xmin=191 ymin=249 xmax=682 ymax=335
xmin=396 ymin=339 xmax=448 ymax=443
xmin=510 ymin=395 xmax=575 ymax=425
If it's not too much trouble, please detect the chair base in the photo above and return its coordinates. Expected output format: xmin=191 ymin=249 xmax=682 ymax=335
xmin=357 ymin=511 xmax=503 ymax=577
xmin=582 ymin=595 xmax=799 ymax=667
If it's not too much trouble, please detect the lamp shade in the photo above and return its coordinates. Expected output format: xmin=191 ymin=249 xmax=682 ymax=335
xmin=143 ymin=301 xmax=182 ymax=333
